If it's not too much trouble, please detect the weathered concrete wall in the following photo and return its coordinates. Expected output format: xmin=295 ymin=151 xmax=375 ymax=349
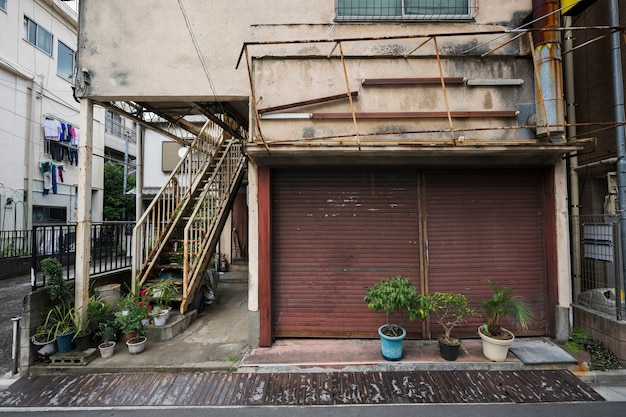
xmin=78 ymin=0 xmax=533 ymax=101
xmin=573 ymin=304 xmax=626 ymax=365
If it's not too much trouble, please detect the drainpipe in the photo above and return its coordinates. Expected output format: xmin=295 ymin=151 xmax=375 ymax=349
xmin=608 ymin=0 xmax=626 ymax=320
xmin=563 ymin=15 xmax=579 ymax=335
xmin=532 ymin=0 xmax=566 ymax=141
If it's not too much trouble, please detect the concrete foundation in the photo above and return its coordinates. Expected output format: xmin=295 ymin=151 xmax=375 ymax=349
xmin=573 ymin=304 xmax=626 ymax=365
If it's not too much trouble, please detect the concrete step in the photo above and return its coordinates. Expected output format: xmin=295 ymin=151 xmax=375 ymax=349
xmin=146 ymin=309 xmax=198 ymax=342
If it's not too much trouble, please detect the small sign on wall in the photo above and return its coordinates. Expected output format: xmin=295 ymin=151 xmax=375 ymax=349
xmin=162 ymin=141 xmax=183 ymax=172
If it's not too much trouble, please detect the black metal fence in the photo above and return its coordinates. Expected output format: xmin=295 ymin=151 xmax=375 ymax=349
xmin=571 ymin=215 xmax=626 ymax=320
xmin=6 ymin=222 xmax=136 ymax=289
xmin=0 ymin=229 xmax=32 ymax=259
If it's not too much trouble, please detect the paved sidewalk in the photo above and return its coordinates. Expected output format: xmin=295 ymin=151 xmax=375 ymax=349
xmin=2 ymin=269 xmax=625 ymax=403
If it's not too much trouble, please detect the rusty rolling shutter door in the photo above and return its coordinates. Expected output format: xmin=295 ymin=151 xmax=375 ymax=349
xmin=271 ymin=169 xmax=421 ymax=338
xmin=425 ymin=169 xmax=547 ymax=337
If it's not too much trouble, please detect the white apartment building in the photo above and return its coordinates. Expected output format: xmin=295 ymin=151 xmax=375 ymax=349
xmin=0 ymin=0 xmax=136 ymax=233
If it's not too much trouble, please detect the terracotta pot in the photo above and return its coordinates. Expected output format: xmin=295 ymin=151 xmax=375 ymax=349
xmin=123 ymin=331 xmax=138 ymax=342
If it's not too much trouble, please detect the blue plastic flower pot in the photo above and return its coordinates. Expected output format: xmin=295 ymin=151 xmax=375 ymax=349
xmin=55 ymin=332 xmax=75 ymax=353
xmin=378 ymin=325 xmax=406 ymax=361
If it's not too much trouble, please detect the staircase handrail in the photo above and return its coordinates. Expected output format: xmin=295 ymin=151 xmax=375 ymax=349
xmin=131 ymin=119 xmax=223 ymax=285
xmin=180 ymin=139 xmax=246 ymax=311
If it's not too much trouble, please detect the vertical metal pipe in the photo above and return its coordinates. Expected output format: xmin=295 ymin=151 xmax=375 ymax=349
xmin=11 ymin=317 xmax=21 ymax=375
xmin=563 ymin=16 xmax=581 ymax=312
xmin=609 ymin=0 xmax=626 ymax=320
xmin=532 ymin=0 xmax=566 ymax=140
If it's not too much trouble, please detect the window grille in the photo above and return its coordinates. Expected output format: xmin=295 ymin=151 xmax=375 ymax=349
xmin=336 ymin=0 xmax=474 ymax=21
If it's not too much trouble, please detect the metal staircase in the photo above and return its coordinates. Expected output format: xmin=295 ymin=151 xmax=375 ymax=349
xmin=131 ymin=117 xmax=247 ymax=313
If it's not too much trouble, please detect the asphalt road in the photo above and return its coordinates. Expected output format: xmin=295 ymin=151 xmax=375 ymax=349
xmin=0 ymin=274 xmax=31 ymax=375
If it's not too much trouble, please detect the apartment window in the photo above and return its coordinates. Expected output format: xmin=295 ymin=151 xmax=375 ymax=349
xmin=105 ymin=111 xmax=123 ymax=137
xmin=24 ymin=16 xmax=52 ymax=55
xmin=336 ymin=0 xmax=471 ymax=21
xmin=0 ymin=0 xmax=7 ymax=12
xmin=57 ymin=41 xmax=75 ymax=81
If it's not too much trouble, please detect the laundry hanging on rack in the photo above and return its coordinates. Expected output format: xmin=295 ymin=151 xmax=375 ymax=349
xmin=43 ymin=117 xmax=80 ymax=164
xmin=39 ymin=161 xmax=64 ymax=195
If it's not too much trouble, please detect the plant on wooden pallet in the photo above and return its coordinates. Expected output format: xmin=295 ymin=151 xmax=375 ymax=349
xmin=478 ymin=279 xmax=533 ymax=362
xmin=425 ymin=292 xmax=476 ymax=361
xmin=364 ymin=275 xmax=430 ymax=361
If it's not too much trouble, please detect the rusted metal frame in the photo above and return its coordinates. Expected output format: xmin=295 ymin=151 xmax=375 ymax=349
xmin=137 ymin=101 xmax=202 ymax=136
xmin=433 ymin=37 xmax=456 ymax=144
xmin=362 ymin=77 xmax=465 ymax=85
xmin=563 ymin=29 xmax=620 ymax=56
xmin=236 ymin=29 xmax=524 ymax=69
xmin=338 ymin=41 xmax=361 ymax=150
xmin=404 ymin=36 xmax=433 ymax=58
xmin=258 ymin=92 xmax=359 ymax=114
xmin=244 ymin=45 xmax=270 ymax=153
xmin=237 ymin=27 xmax=621 ymax=69
xmin=527 ymin=32 xmax=552 ymax=138
xmin=190 ymin=103 xmax=247 ymax=141
xmin=310 ymin=111 xmax=518 ymax=119
xmin=98 ymin=101 xmax=190 ymax=145
xmin=480 ymin=32 xmax=525 ymax=58
xmin=248 ymin=122 xmax=546 ymax=146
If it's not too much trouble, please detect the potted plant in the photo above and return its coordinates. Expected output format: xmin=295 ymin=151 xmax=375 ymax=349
xmin=31 ymin=323 xmax=57 ymax=359
xmin=31 ymin=258 xmax=73 ymax=355
xmin=364 ymin=275 xmax=429 ymax=361
xmin=147 ymin=278 xmax=178 ymax=319
xmin=478 ymin=279 xmax=533 ymax=362
xmin=425 ymin=292 xmax=476 ymax=361
xmin=96 ymin=321 xmax=117 ymax=359
xmin=41 ymin=257 xmax=71 ymax=305
xmin=114 ymin=302 xmax=148 ymax=342
xmin=46 ymin=303 xmax=78 ymax=353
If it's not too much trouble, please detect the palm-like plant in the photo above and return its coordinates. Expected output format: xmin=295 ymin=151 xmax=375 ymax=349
xmin=480 ymin=280 xmax=533 ymax=338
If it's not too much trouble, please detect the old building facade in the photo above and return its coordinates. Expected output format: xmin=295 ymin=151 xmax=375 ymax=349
xmin=77 ymin=0 xmax=577 ymax=347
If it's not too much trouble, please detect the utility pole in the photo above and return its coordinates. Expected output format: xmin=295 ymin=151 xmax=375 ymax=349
xmin=609 ymin=0 xmax=626 ymax=320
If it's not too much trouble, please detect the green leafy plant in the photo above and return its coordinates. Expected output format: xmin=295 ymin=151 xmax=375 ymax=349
xmin=479 ymin=279 xmax=533 ymax=338
xmin=96 ymin=321 xmax=117 ymax=345
xmin=46 ymin=303 xmax=77 ymax=336
xmin=227 ymin=355 xmax=239 ymax=372
xmin=42 ymin=258 xmax=71 ymax=304
xmin=114 ymin=303 xmax=148 ymax=336
xmin=147 ymin=279 xmax=179 ymax=308
xmin=426 ymin=292 xmax=476 ymax=345
xmin=566 ymin=328 xmax=622 ymax=370
xmin=364 ymin=275 xmax=429 ymax=337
